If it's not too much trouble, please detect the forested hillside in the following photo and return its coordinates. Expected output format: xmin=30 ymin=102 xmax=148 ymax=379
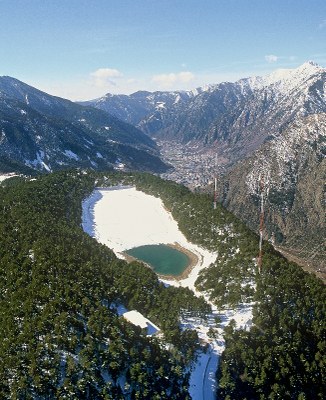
xmin=0 ymin=171 xmax=325 ymax=399
xmin=109 ymin=172 xmax=325 ymax=399
xmin=0 ymin=171 xmax=208 ymax=399
xmin=218 ymin=256 xmax=326 ymax=399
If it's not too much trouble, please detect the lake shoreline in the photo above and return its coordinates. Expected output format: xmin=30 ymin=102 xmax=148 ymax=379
xmin=82 ymin=187 xmax=214 ymax=287
xmin=121 ymin=242 xmax=199 ymax=281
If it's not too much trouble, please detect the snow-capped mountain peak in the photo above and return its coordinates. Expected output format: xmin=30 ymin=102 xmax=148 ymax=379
xmin=187 ymin=84 xmax=219 ymax=97
xmin=82 ymin=61 xmax=326 ymax=164
xmin=246 ymin=61 xmax=325 ymax=93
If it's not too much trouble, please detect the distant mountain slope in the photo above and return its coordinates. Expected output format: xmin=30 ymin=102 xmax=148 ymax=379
xmin=217 ymin=113 xmax=326 ymax=273
xmin=80 ymin=89 xmax=195 ymax=127
xmin=86 ymin=62 xmax=326 ymax=167
xmin=0 ymin=77 xmax=168 ymax=173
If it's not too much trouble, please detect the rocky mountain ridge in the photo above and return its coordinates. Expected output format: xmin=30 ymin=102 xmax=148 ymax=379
xmin=217 ymin=112 xmax=326 ymax=275
xmin=80 ymin=89 xmax=195 ymax=127
xmin=0 ymin=76 xmax=168 ymax=173
xmin=86 ymin=62 xmax=326 ymax=167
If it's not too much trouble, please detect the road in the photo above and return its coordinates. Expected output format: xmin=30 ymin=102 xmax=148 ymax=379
xmin=188 ymin=345 xmax=219 ymax=400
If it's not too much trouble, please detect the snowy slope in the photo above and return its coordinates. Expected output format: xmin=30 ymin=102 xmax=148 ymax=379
xmin=0 ymin=173 xmax=18 ymax=182
xmin=218 ymin=112 xmax=326 ymax=273
xmin=246 ymin=61 xmax=325 ymax=94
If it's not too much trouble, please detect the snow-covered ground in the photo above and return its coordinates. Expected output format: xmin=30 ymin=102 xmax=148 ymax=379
xmin=122 ymin=310 xmax=160 ymax=336
xmin=0 ymin=173 xmax=18 ymax=182
xmin=181 ymin=302 xmax=253 ymax=400
xmin=82 ymin=186 xmax=253 ymax=400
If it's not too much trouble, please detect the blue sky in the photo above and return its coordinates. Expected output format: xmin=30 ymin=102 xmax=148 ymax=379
xmin=1 ymin=0 xmax=325 ymax=100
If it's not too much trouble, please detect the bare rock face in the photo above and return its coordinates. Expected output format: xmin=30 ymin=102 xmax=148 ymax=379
xmin=217 ymin=113 xmax=326 ymax=274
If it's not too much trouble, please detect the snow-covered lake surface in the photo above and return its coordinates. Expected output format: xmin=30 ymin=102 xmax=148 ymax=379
xmin=82 ymin=187 xmax=216 ymax=289
xmin=82 ymin=186 xmax=253 ymax=400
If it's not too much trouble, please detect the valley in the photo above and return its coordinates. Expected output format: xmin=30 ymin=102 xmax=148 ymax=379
xmin=158 ymin=140 xmax=224 ymax=189
xmin=84 ymin=62 xmax=325 ymax=278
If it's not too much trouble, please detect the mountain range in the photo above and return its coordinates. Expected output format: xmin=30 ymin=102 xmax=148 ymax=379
xmin=84 ymin=61 xmax=326 ymax=275
xmin=0 ymin=77 xmax=168 ymax=174
xmin=84 ymin=61 xmax=326 ymax=167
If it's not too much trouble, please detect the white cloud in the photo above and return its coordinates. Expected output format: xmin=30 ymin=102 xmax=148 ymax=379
xmin=265 ymin=54 xmax=279 ymax=63
xmin=90 ymin=68 xmax=123 ymax=87
xmin=151 ymin=71 xmax=195 ymax=89
xmin=179 ymin=71 xmax=195 ymax=82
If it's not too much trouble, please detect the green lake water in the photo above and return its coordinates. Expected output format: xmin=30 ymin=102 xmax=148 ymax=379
xmin=125 ymin=244 xmax=190 ymax=276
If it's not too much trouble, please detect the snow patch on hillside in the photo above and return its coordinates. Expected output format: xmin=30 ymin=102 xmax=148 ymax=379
xmin=25 ymin=151 xmax=51 ymax=172
xmin=64 ymin=149 xmax=79 ymax=160
xmin=0 ymin=173 xmax=19 ymax=182
xmin=123 ymin=310 xmax=160 ymax=336
xmin=179 ymin=302 xmax=254 ymax=400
